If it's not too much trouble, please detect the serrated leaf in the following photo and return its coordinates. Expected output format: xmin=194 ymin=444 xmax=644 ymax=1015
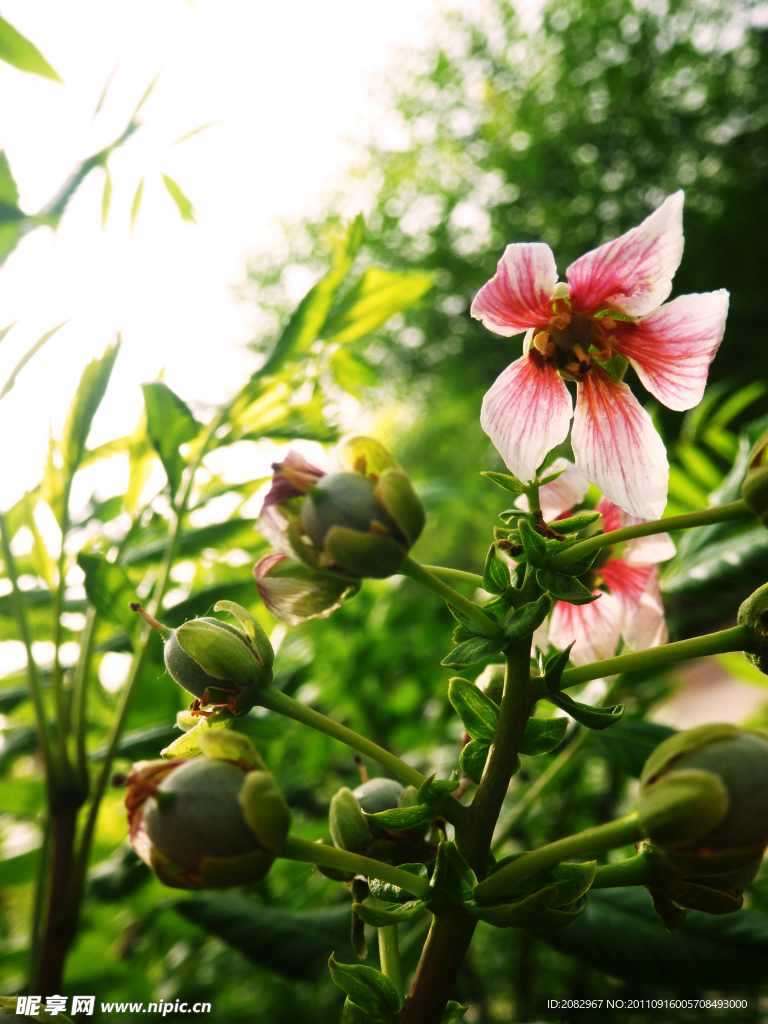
xmin=441 ymin=636 xmax=506 ymax=668
xmin=448 ymin=677 xmax=499 ymax=741
xmin=481 ymin=470 xmax=525 ymax=493
xmin=0 ymin=14 xmax=62 ymax=81
xmin=432 ymin=840 xmax=477 ymax=903
xmin=352 ymin=899 xmax=426 ymax=927
xmin=162 ymin=173 xmax=196 ymax=223
xmin=141 ymin=381 xmax=201 ymax=498
xmin=483 ymin=544 xmax=510 ymax=595
xmin=504 ymin=593 xmax=552 ymax=639
xmin=368 ymin=864 xmax=430 ymax=904
xmin=545 ymin=690 xmax=625 ymax=730
xmin=363 ymin=804 xmax=434 ymax=832
xmin=328 ymin=955 xmax=401 ymax=1019
xmin=324 ymin=266 xmax=434 ymax=344
xmin=519 ymin=716 xmax=568 ymax=756
xmin=536 ymin=568 xmax=598 ymax=605
xmin=519 ymin=518 xmax=548 ymax=567
xmin=549 ymin=511 xmax=601 ymax=534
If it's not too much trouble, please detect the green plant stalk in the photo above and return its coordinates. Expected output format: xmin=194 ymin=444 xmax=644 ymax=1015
xmin=557 ymin=625 xmax=750 ymax=691
xmin=0 ymin=508 xmax=56 ymax=784
xmin=49 ymin=495 xmax=73 ymax=780
xmin=474 ymin=813 xmax=644 ymax=902
xmin=548 ymin=499 xmax=751 ymax=570
xmin=400 ymin=556 xmax=503 ymax=638
xmin=590 ymin=853 xmax=654 ymax=889
xmin=399 ymin=642 xmax=535 ymax=1024
xmin=524 ymin=480 xmax=540 ymax=511
xmin=279 ymin=836 xmax=433 ymax=901
xmin=28 ymin=815 xmax=51 ymax=994
xmin=419 ymin=565 xmax=485 ymax=589
xmin=71 ymin=606 xmax=97 ymax=786
xmin=377 ymin=913 xmax=404 ymax=1005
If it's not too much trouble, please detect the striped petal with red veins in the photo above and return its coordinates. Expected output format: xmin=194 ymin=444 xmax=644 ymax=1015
xmin=481 ymin=352 xmax=573 ymax=484
xmin=566 ymin=192 xmax=684 ymax=317
xmin=595 ymin=498 xmax=675 ymax=564
xmin=601 ymin=557 xmax=654 ymax=609
xmin=572 ymin=368 xmax=668 ymax=520
xmin=471 ymin=242 xmax=558 ymax=336
xmin=613 ymin=290 xmax=729 ymax=412
xmin=548 ymin=593 xmax=624 ymax=666
xmin=621 ymin=567 xmax=668 ymax=651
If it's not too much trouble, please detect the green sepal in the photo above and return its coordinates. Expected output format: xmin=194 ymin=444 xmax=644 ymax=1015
xmin=485 ymin=854 xmax=595 ymax=907
xmin=441 ymin=1002 xmax=469 ymax=1023
xmin=668 ymin=881 xmax=743 ymax=915
xmin=483 ymin=544 xmax=510 ymax=595
xmin=660 ymin=845 xmax=765 ymax=877
xmin=375 ymin=468 xmax=425 ymax=547
xmin=238 ymin=770 xmax=292 ymax=853
xmin=556 ymin=547 xmax=600 ymax=577
xmin=331 ymin=788 xmax=373 ymax=852
xmin=536 ymin=569 xmax=599 ymax=605
xmin=465 ymin=885 xmax=558 ymax=927
xmin=198 ymin=728 xmax=266 ymax=769
xmin=534 ymin=895 xmax=588 ymax=931
xmin=638 ymin=723 xmax=740 ymax=786
xmin=504 ymin=593 xmax=552 ymax=639
xmin=448 ymin=677 xmax=499 ymax=741
xmin=214 ymin=600 xmax=274 ymax=672
xmin=338 ymin=436 xmax=399 ymax=478
xmin=368 ymin=863 xmax=430 ymax=903
xmin=432 ymin=840 xmax=477 ymax=902
xmin=545 ymin=689 xmax=625 ymax=730
xmin=175 ymin=619 xmax=261 ymax=685
xmin=481 ymin=470 xmax=525 ymax=493
xmin=352 ymin=899 xmax=427 ymax=926
xmin=519 ymin=716 xmax=568 ymax=756
xmin=328 ymin=955 xmax=401 ymax=1021
xmin=650 ymin=891 xmax=689 ymax=931
xmin=549 ymin=512 xmax=601 ymax=534
xmin=160 ymin=711 xmax=232 ymax=759
xmin=363 ymin=804 xmax=434 ymax=832
xmin=324 ymin=525 xmax=408 ymax=579
xmin=519 ymin=518 xmax=548 ymax=567
xmin=441 ymin=636 xmax=507 ymax=668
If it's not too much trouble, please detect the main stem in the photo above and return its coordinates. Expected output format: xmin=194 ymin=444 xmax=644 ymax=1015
xmin=399 ymin=641 xmax=535 ymax=1024
xmin=548 ymin=500 xmax=751 ymax=571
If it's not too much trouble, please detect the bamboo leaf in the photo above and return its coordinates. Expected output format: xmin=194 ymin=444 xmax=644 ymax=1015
xmin=0 ymin=14 xmax=62 ymax=81
xmin=162 ymin=173 xmax=196 ymax=223
xmin=0 ymin=321 xmax=68 ymax=401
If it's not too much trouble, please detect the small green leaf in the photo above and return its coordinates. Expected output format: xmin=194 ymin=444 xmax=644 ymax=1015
xmin=557 ymin=547 xmax=600 ymax=577
xmin=542 ymin=644 xmax=574 ymax=691
xmin=161 ymin=712 xmax=232 ymax=759
xmin=130 ymin=177 xmax=144 ymax=234
xmin=519 ymin=716 xmax=568 ymax=756
xmin=483 ymin=544 xmax=510 ymax=595
xmin=481 ymin=471 xmax=525 ymax=493
xmin=441 ymin=1002 xmax=469 ymax=1023
xmin=504 ymin=593 xmax=552 ymax=639
xmin=432 ymin=840 xmax=477 ymax=903
xmin=519 ymin=518 xmax=548 ymax=567
xmin=536 ymin=569 xmax=599 ymax=605
xmin=162 ymin=173 xmax=196 ymax=223
xmin=441 ymin=636 xmax=506 ymax=668
xmin=551 ymin=511 xmax=602 ymax=534
xmin=363 ymin=804 xmax=434 ymax=832
xmin=417 ymin=775 xmax=460 ymax=800
xmin=482 ymin=589 xmax=518 ymax=619
xmin=352 ymin=899 xmax=427 ymax=927
xmin=448 ymin=677 xmax=499 ymax=741
xmin=0 ymin=14 xmax=62 ymax=81
xmin=141 ymin=381 xmax=201 ymax=498
xmin=328 ymin=955 xmax=401 ymax=1019
xmin=460 ymin=738 xmax=490 ymax=784
xmin=368 ymin=864 xmax=429 ymax=904
xmin=537 ymin=467 xmax=566 ymax=486
xmin=545 ymin=690 xmax=625 ymax=731
xmin=447 ymin=605 xmax=486 ymax=637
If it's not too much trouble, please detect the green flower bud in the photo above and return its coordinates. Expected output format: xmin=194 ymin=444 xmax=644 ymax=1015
xmin=329 ymin=787 xmax=371 ymax=854
xmin=126 ymin=734 xmax=290 ymax=890
xmin=741 ymin=426 xmax=768 ymax=525
xmin=352 ymin=777 xmax=405 ymax=815
xmin=638 ymin=724 xmax=768 ymax=875
xmin=738 ymin=582 xmax=768 ymax=675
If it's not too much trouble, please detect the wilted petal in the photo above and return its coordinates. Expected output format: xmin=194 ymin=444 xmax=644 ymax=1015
xmin=572 ymin=368 xmax=668 ymax=520
xmin=566 ymin=192 xmax=684 ymax=316
xmin=256 ymin=505 xmax=295 ymax=557
xmin=613 ymin=290 xmax=729 ymax=411
xmin=254 ymin=554 xmax=357 ymax=625
xmin=548 ymin=593 xmax=623 ymax=666
xmin=516 ymin=458 xmax=590 ymax=519
xmin=621 ymin=567 xmax=667 ymax=651
xmin=471 ymin=243 xmax=558 ymax=336
xmin=481 ymin=352 xmax=573 ymax=484
xmin=262 ymin=450 xmax=325 ymax=510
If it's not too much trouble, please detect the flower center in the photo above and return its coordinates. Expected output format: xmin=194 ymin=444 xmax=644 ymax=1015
xmin=531 ymin=308 xmax=621 ymax=379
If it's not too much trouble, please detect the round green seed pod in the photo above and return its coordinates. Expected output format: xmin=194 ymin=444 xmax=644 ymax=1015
xmin=352 ymin=778 xmax=405 ymax=815
xmin=300 ymin=472 xmax=404 ymax=549
xmin=163 ymin=617 xmax=247 ymax=702
xmin=143 ymin=759 xmax=259 ymax=872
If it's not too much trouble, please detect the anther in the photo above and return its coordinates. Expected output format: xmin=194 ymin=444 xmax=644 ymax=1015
xmin=533 ymin=331 xmax=550 ymax=355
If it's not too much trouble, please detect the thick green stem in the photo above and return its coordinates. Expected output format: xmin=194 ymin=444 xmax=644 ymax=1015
xmin=377 ymin=911 xmax=404 ymax=1005
xmin=548 ymin=500 xmax=751 ymax=570
xmin=557 ymin=625 xmax=750 ymax=691
xmin=400 ymin=557 xmax=503 ymax=638
xmin=398 ymin=908 xmax=476 ymax=1024
xmin=591 ymin=853 xmax=654 ymax=889
xmin=279 ymin=836 xmax=433 ymax=900
xmin=419 ymin=565 xmax=485 ymax=589
xmin=474 ymin=813 xmax=644 ymax=902
xmin=71 ymin=606 xmax=97 ymax=786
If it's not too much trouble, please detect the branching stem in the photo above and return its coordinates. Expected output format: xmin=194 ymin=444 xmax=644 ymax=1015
xmin=401 ymin=557 xmax=503 ymax=638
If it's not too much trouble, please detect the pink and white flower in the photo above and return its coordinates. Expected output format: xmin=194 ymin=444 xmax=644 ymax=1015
xmin=472 ymin=192 xmax=729 ymax=519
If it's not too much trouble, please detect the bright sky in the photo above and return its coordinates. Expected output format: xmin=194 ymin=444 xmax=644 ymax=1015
xmin=0 ymin=0 xmax=452 ymax=509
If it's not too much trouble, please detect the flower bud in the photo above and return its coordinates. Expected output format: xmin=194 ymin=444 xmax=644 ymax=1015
xmin=126 ymin=732 xmax=290 ymax=890
xmin=638 ymin=724 xmax=768 ymax=875
xmin=253 ymin=553 xmax=360 ymax=625
xmin=741 ymin=426 xmax=768 ymax=526
xmin=134 ymin=601 xmax=273 ymax=717
xmin=329 ymin=787 xmax=371 ymax=854
xmin=737 ymin=582 xmax=768 ymax=675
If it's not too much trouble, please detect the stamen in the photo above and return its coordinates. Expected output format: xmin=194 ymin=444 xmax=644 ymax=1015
xmin=602 ymin=316 xmax=616 ymax=330
xmin=549 ymin=313 xmax=572 ymax=331
xmin=533 ymin=331 xmax=550 ymax=355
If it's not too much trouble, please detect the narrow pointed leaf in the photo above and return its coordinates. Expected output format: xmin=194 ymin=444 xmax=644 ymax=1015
xmin=363 ymin=804 xmax=434 ymax=831
xmin=504 ymin=593 xmax=552 ymax=639
xmin=481 ymin=471 xmax=525 ymax=493
xmin=0 ymin=15 xmax=62 ymax=81
xmin=130 ymin=178 xmax=144 ymax=234
xmin=324 ymin=265 xmax=435 ymax=344
xmin=162 ymin=173 xmax=196 ymax=223
xmin=549 ymin=512 xmax=601 ymax=534
xmin=0 ymin=321 xmax=68 ymax=401
xmin=545 ymin=690 xmax=625 ymax=730
xmin=441 ymin=636 xmax=506 ymax=668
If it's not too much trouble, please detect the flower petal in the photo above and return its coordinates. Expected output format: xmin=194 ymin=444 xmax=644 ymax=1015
xmin=619 ymin=510 xmax=676 ymax=565
xmin=613 ymin=290 xmax=729 ymax=411
xmin=595 ymin=496 xmax=622 ymax=533
xmin=471 ymin=243 xmax=557 ymax=336
xmin=572 ymin=369 xmax=668 ymax=519
xmin=516 ymin=458 xmax=590 ymax=519
xmin=253 ymin=554 xmax=357 ymax=625
xmin=621 ymin=567 xmax=667 ymax=652
xmin=601 ymin=557 xmax=653 ymax=608
xmin=481 ymin=353 xmax=573 ymax=484
xmin=566 ymin=192 xmax=684 ymax=316
xmin=548 ymin=593 xmax=623 ymax=666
